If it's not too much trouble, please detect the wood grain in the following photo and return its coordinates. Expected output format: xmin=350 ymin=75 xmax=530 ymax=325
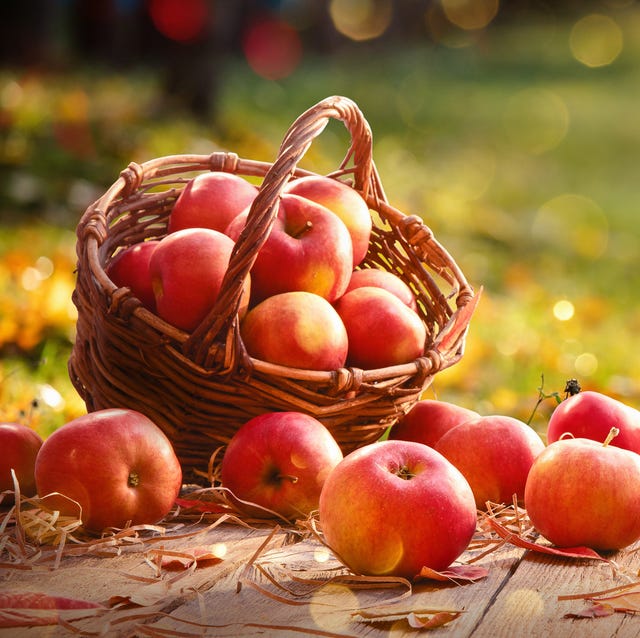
xmin=2 ymin=523 xmax=640 ymax=637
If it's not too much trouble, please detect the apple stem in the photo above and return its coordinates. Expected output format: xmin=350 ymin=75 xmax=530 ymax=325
xmin=128 ymin=471 xmax=140 ymax=487
xmin=276 ymin=473 xmax=299 ymax=484
xmin=290 ymin=220 xmax=313 ymax=239
xmin=603 ymin=427 xmax=619 ymax=447
xmin=397 ymin=466 xmax=416 ymax=480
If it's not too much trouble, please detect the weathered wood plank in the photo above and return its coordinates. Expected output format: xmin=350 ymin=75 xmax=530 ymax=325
xmin=3 ymin=523 xmax=640 ymax=637
xmin=471 ymin=545 xmax=640 ymax=638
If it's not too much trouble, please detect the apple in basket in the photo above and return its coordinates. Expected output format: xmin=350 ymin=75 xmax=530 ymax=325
xmin=0 ymin=422 xmax=44 ymax=500
xmin=168 ymin=172 xmax=258 ymax=234
xmin=106 ymin=240 xmax=159 ymax=312
xmin=225 ymin=193 xmax=353 ymax=305
xmin=388 ymin=399 xmax=479 ymax=448
xmin=150 ymin=227 xmax=251 ymax=332
xmin=525 ymin=429 xmax=640 ymax=550
xmin=284 ymin=175 xmax=372 ymax=267
xmin=334 ymin=286 xmax=426 ymax=369
xmin=35 ymin=409 xmax=182 ymax=533
xmin=240 ymin=291 xmax=348 ymax=371
xmin=344 ymin=267 xmax=418 ymax=311
xmin=435 ymin=415 xmax=546 ymax=510
xmin=318 ymin=439 xmax=477 ymax=578
xmin=220 ymin=411 xmax=344 ymax=520
xmin=546 ymin=390 xmax=640 ymax=455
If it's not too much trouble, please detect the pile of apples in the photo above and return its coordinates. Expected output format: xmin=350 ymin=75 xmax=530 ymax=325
xmin=214 ymin=386 xmax=640 ymax=578
xmin=3 ymin=386 xmax=640 ymax=579
xmin=106 ymin=172 xmax=426 ymax=371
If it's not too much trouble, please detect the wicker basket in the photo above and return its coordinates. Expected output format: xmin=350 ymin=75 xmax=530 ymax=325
xmin=68 ymin=95 xmax=476 ymax=480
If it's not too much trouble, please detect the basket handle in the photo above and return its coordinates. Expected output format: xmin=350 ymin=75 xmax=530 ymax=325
xmin=183 ymin=95 xmax=377 ymax=368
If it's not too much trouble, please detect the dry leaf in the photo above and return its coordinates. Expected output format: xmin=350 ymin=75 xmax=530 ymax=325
xmin=174 ymin=497 xmax=230 ymax=515
xmin=415 ymin=564 xmax=489 ymax=584
xmin=564 ymin=603 xmax=615 ymax=619
xmin=485 ymin=516 xmax=608 ymax=562
xmin=435 ymin=287 xmax=482 ymax=353
xmin=152 ymin=545 xmax=226 ymax=570
xmin=0 ymin=591 xmax=103 ymax=627
xmin=109 ymin=579 xmax=174 ymax=608
xmin=353 ymin=605 xmax=462 ymax=630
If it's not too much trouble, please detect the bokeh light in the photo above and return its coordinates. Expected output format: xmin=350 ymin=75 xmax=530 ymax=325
xmin=570 ymin=14 xmax=623 ymax=68
xmin=575 ymin=352 xmax=598 ymax=376
xmin=329 ymin=0 xmax=392 ymax=42
xmin=242 ymin=18 xmax=302 ymax=80
xmin=503 ymin=88 xmax=569 ymax=155
xmin=148 ymin=0 xmax=209 ymax=43
xmin=553 ymin=299 xmax=575 ymax=321
xmin=441 ymin=0 xmax=500 ymax=31
xmin=531 ymin=193 xmax=609 ymax=259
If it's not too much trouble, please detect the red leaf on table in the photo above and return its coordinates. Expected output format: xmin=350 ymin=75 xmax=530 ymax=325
xmin=0 ymin=592 xmax=102 ymax=627
xmin=174 ymin=497 xmax=230 ymax=514
xmin=415 ymin=564 xmax=489 ymax=584
xmin=353 ymin=606 xmax=462 ymax=629
xmin=486 ymin=516 xmax=608 ymax=562
xmin=408 ymin=610 xmax=462 ymax=629
xmin=564 ymin=603 xmax=615 ymax=619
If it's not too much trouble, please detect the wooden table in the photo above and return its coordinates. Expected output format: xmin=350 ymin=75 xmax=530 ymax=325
xmin=2 ymin=507 xmax=640 ymax=637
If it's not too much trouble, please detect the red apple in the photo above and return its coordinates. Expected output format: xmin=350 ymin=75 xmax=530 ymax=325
xmin=284 ymin=175 xmax=372 ymax=267
xmin=318 ymin=439 xmax=477 ymax=578
xmin=226 ymin=193 xmax=353 ymax=305
xmin=345 ymin=268 xmax=418 ymax=311
xmin=0 ymin=423 xmax=43 ymax=499
xmin=435 ymin=415 xmax=545 ymax=509
xmin=149 ymin=227 xmax=250 ymax=332
xmin=168 ymin=172 xmax=258 ymax=234
xmin=240 ymin=291 xmax=348 ymax=371
xmin=106 ymin=240 xmax=159 ymax=312
xmin=546 ymin=390 xmax=640 ymax=454
xmin=525 ymin=429 xmax=640 ymax=550
xmin=389 ymin=399 xmax=479 ymax=448
xmin=35 ymin=409 xmax=182 ymax=532
xmin=334 ymin=286 xmax=426 ymax=369
xmin=220 ymin=411 xmax=344 ymax=520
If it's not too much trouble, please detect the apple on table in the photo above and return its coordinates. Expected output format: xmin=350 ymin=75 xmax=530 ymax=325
xmin=168 ymin=172 xmax=258 ymax=234
xmin=240 ymin=291 xmax=348 ymax=371
xmin=149 ymin=227 xmax=251 ymax=332
xmin=389 ymin=399 xmax=479 ymax=448
xmin=546 ymin=389 xmax=640 ymax=455
xmin=435 ymin=415 xmax=545 ymax=510
xmin=284 ymin=175 xmax=372 ymax=267
xmin=319 ymin=439 xmax=477 ymax=578
xmin=0 ymin=422 xmax=43 ymax=500
xmin=220 ymin=411 xmax=344 ymax=520
xmin=226 ymin=193 xmax=353 ymax=305
xmin=35 ymin=409 xmax=182 ymax=533
xmin=525 ymin=427 xmax=640 ymax=550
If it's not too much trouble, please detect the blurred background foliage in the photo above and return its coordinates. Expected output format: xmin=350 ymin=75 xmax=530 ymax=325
xmin=1 ymin=0 xmax=639 ymax=438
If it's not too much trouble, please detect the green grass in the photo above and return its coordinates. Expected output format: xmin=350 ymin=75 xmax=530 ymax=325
xmin=2 ymin=9 xmax=640 ymax=437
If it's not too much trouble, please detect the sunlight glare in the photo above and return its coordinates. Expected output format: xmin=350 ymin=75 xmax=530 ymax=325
xmin=553 ymin=300 xmax=575 ymax=321
xmin=441 ymin=0 xmax=500 ymax=31
xmin=570 ymin=14 xmax=623 ymax=68
xmin=329 ymin=0 xmax=392 ymax=41
xmin=575 ymin=352 xmax=598 ymax=376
